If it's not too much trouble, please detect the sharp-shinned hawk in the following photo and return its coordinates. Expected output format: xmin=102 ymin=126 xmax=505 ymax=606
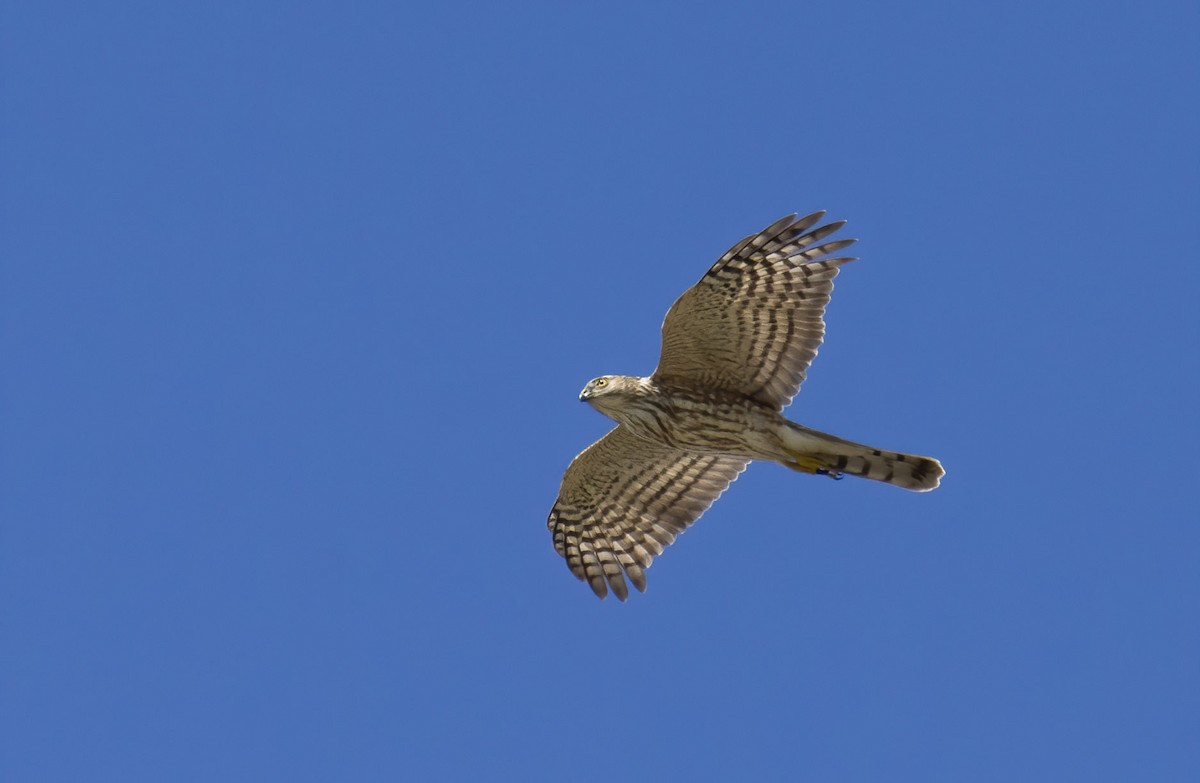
xmin=548 ymin=212 xmax=944 ymax=600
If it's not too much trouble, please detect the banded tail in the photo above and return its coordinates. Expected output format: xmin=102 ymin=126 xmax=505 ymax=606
xmin=780 ymin=421 xmax=944 ymax=491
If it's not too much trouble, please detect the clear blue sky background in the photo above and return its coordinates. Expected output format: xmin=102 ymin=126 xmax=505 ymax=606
xmin=3 ymin=2 xmax=1197 ymax=781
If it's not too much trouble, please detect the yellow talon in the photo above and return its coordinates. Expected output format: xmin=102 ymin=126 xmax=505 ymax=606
xmin=784 ymin=452 xmax=844 ymax=480
xmin=786 ymin=453 xmax=826 ymax=474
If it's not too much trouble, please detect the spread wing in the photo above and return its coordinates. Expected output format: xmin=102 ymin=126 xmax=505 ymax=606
xmin=548 ymin=426 xmax=748 ymax=600
xmin=652 ymin=212 xmax=857 ymax=411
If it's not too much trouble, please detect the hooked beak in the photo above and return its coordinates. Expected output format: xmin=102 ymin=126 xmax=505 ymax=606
xmin=579 ymin=389 xmax=590 ymax=402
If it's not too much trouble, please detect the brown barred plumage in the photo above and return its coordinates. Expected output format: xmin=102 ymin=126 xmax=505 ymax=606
xmin=548 ymin=212 xmax=944 ymax=600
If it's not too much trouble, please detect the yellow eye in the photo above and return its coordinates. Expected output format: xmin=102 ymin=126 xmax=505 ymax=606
xmin=595 ymin=378 xmax=608 ymax=388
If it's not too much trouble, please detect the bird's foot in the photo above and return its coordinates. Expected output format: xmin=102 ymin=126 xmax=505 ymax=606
xmin=786 ymin=453 xmax=843 ymax=480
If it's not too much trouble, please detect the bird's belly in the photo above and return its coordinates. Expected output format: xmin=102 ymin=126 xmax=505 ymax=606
xmin=622 ymin=401 xmax=785 ymax=460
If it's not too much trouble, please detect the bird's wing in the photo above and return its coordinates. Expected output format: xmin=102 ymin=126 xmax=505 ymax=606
xmin=548 ymin=426 xmax=748 ymax=600
xmin=653 ymin=212 xmax=856 ymax=411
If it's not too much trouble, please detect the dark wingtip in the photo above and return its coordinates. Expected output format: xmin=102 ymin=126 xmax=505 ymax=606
xmin=588 ymin=576 xmax=608 ymax=599
xmin=627 ymin=565 xmax=648 ymax=594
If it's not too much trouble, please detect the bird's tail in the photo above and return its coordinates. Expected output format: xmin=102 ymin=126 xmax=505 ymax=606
xmin=779 ymin=422 xmax=944 ymax=491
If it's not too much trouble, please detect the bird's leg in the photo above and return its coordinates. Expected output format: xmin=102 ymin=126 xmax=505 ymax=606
xmin=784 ymin=452 xmax=844 ymax=480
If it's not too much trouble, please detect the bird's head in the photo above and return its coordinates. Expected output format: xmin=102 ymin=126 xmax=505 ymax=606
xmin=579 ymin=375 xmax=619 ymax=402
xmin=579 ymin=375 xmax=644 ymax=417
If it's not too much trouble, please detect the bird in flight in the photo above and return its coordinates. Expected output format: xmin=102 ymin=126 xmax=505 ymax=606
xmin=548 ymin=212 xmax=944 ymax=600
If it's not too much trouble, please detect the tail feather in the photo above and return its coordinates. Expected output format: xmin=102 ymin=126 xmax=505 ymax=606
xmin=780 ymin=422 xmax=944 ymax=492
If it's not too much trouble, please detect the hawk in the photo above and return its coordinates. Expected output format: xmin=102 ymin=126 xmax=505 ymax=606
xmin=548 ymin=212 xmax=944 ymax=600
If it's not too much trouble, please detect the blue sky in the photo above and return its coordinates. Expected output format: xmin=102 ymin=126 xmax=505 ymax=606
xmin=2 ymin=1 xmax=1197 ymax=780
